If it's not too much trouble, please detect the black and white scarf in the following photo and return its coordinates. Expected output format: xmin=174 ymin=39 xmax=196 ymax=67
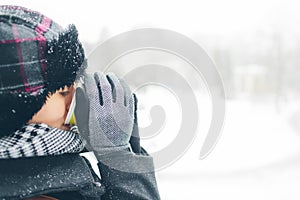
xmin=0 ymin=123 xmax=85 ymax=159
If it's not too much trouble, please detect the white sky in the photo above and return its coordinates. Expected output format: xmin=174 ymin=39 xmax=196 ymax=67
xmin=2 ymin=0 xmax=300 ymax=43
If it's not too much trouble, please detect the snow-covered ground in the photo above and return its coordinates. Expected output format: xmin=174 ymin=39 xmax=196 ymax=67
xmin=153 ymin=99 xmax=300 ymax=200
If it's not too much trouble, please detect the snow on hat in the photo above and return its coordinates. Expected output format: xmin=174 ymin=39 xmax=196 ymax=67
xmin=0 ymin=5 xmax=86 ymax=136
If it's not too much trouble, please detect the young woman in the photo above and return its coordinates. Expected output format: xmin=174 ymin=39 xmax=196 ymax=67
xmin=0 ymin=5 xmax=160 ymax=200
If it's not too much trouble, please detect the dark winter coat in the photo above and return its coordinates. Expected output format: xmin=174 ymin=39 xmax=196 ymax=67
xmin=0 ymin=122 xmax=160 ymax=200
xmin=0 ymin=148 xmax=160 ymax=200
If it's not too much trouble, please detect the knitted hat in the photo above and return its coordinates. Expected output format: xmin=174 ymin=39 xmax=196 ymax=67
xmin=0 ymin=5 xmax=86 ymax=136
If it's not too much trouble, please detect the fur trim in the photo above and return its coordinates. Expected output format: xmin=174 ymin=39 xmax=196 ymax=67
xmin=46 ymin=24 xmax=85 ymax=94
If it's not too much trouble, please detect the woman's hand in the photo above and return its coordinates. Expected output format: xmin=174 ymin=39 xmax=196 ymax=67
xmin=75 ymin=72 xmax=135 ymax=156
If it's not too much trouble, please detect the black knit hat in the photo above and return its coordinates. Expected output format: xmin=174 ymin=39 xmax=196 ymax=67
xmin=0 ymin=5 xmax=86 ymax=136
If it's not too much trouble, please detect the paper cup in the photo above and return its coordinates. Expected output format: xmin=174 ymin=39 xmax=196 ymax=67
xmin=64 ymin=92 xmax=77 ymax=125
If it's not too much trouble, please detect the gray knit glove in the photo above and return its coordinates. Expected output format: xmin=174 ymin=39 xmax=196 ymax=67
xmin=74 ymin=72 xmax=135 ymax=156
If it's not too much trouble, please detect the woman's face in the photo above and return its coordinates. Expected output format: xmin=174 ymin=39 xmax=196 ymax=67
xmin=28 ymin=85 xmax=75 ymax=130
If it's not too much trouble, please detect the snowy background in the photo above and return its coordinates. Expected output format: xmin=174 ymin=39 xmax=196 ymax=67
xmin=3 ymin=0 xmax=300 ymax=199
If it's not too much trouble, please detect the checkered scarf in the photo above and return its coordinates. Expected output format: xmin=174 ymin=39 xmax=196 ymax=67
xmin=0 ymin=123 xmax=85 ymax=159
